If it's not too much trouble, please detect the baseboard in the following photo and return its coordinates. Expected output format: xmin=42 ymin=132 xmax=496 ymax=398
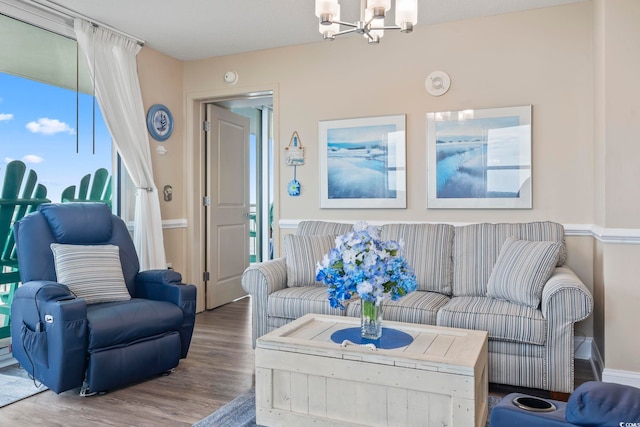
xmin=602 ymin=368 xmax=640 ymax=388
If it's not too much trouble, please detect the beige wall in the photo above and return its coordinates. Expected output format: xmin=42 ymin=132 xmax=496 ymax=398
xmin=136 ymin=1 xmax=640 ymax=382
xmin=181 ymin=1 xmax=595 ymax=330
xmin=593 ymin=0 xmax=640 ymax=380
xmin=184 ymin=2 xmax=594 ymax=224
xmin=137 ymin=47 xmax=187 ymax=276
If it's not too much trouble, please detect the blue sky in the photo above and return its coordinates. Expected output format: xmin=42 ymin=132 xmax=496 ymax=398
xmin=0 ymin=73 xmax=111 ymax=202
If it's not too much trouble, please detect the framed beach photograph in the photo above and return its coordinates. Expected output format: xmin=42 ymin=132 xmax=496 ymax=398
xmin=426 ymin=105 xmax=532 ymax=209
xmin=319 ymin=115 xmax=407 ymax=209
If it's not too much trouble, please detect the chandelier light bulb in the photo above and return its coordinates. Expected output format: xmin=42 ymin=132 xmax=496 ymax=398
xmin=316 ymin=0 xmax=340 ymax=24
xmin=320 ymin=4 xmax=341 ymax=39
xmin=367 ymin=0 xmax=391 ymax=18
xmin=395 ymin=0 xmax=417 ymax=32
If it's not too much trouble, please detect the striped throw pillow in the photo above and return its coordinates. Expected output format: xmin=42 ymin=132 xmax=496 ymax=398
xmin=486 ymin=237 xmax=561 ymax=308
xmin=50 ymin=243 xmax=131 ymax=304
xmin=284 ymin=234 xmax=336 ymax=287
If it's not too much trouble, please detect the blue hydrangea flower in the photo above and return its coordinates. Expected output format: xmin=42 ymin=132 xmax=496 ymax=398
xmin=316 ymin=222 xmax=418 ymax=309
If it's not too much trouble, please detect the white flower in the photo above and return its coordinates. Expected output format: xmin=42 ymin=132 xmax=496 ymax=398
xmin=353 ymin=221 xmax=368 ymax=232
xmin=356 ymin=281 xmax=373 ymax=295
xmin=342 ymin=248 xmax=358 ymax=264
xmin=321 ymin=253 xmax=330 ymax=268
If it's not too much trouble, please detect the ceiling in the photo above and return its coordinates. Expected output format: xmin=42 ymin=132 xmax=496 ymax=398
xmin=48 ymin=0 xmax=586 ymax=61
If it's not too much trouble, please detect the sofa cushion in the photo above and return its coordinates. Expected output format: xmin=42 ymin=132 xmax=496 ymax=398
xmin=566 ymin=381 xmax=640 ymax=426
xmin=284 ymin=234 xmax=336 ymax=287
xmin=437 ymin=296 xmax=547 ymax=345
xmin=51 ymin=243 xmax=131 ymax=304
xmin=381 ymin=223 xmax=454 ymax=295
xmin=297 ymin=221 xmax=353 ymax=236
xmin=86 ymin=298 xmax=183 ymax=351
xmin=452 ymin=222 xmax=566 ymax=297
xmin=346 ymin=291 xmax=450 ymax=325
xmin=487 ymin=238 xmax=562 ymax=308
xmin=268 ymin=286 xmax=347 ymax=319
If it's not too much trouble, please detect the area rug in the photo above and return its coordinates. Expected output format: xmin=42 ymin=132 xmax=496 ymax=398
xmin=194 ymin=388 xmax=502 ymax=427
xmin=0 ymin=364 xmax=48 ymax=407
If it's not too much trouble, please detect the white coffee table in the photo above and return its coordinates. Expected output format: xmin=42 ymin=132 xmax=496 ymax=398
xmin=255 ymin=313 xmax=488 ymax=427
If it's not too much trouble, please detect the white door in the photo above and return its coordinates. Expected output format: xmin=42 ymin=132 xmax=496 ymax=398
xmin=204 ymin=104 xmax=250 ymax=309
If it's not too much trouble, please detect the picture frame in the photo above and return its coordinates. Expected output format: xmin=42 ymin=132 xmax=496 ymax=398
xmin=426 ymin=105 xmax=532 ymax=209
xmin=319 ymin=114 xmax=407 ymax=209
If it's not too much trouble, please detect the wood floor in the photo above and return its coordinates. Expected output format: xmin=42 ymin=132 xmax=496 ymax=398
xmin=0 ymin=296 xmax=595 ymax=426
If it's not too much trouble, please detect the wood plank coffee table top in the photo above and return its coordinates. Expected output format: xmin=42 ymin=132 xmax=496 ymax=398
xmin=257 ymin=313 xmax=487 ymax=376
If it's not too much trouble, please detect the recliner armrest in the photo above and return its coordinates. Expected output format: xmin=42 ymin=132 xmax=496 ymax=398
xmin=135 ymin=270 xmax=196 ymax=306
xmin=11 ymin=280 xmax=88 ymax=393
xmin=135 ymin=270 xmax=197 ymax=358
xmin=136 ymin=269 xmax=183 ymax=286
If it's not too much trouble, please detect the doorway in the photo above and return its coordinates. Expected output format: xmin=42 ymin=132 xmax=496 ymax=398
xmin=201 ymin=94 xmax=274 ymax=310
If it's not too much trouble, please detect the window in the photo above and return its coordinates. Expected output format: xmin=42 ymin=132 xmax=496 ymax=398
xmin=0 ymin=12 xmax=113 ymax=350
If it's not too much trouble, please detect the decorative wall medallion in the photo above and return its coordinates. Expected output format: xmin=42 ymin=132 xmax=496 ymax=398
xmin=147 ymin=104 xmax=174 ymax=141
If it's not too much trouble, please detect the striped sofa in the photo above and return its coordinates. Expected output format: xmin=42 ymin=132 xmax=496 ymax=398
xmin=241 ymin=220 xmax=593 ymax=394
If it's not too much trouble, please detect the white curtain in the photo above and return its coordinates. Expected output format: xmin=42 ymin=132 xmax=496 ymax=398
xmin=74 ymin=19 xmax=166 ymax=270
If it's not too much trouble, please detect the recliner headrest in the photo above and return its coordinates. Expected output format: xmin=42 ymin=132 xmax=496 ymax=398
xmin=39 ymin=202 xmax=113 ymax=244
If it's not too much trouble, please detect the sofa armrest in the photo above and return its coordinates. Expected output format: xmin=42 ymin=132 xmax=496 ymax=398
xmin=241 ymin=257 xmax=287 ymax=347
xmin=541 ymin=266 xmax=593 ymax=322
xmin=541 ymin=266 xmax=593 ymax=393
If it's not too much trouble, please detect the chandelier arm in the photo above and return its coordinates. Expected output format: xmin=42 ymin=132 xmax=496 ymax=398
xmin=364 ymin=15 xmax=376 ymax=27
xmin=334 ymin=28 xmax=359 ymax=37
xmin=331 ymin=20 xmax=357 ymax=28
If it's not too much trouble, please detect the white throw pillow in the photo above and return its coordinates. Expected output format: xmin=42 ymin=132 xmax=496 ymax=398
xmin=50 ymin=243 xmax=131 ymax=304
xmin=486 ymin=237 xmax=561 ymax=308
xmin=284 ymin=234 xmax=336 ymax=287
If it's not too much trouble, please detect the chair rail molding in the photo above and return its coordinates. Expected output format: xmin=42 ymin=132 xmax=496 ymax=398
xmin=127 ymin=218 xmax=187 ymax=231
xmin=279 ymin=220 xmax=640 ymax=244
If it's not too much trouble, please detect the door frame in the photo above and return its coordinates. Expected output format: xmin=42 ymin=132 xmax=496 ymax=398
xmin=185 ymin=85 xmax=279 ymax=313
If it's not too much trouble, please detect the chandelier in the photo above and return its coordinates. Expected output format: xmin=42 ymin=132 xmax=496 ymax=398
xmin=315 ymin=0 xmax=418 ymax=44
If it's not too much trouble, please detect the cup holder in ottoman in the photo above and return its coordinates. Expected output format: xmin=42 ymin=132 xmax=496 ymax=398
xmin=512 ymin=396 xmax=557 ymax=412
xmin=490 ymin=393 xmax=568 ymax=427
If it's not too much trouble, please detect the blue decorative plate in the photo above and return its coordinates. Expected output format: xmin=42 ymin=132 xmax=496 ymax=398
xmin=147 ymin=104 xmax=174 ymax=142
xmin=330 ymin=327 xmax=414 ymax=349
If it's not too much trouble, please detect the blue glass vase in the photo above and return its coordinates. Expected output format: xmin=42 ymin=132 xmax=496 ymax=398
xmin=361 ymin=300 xmax=383 ymax=339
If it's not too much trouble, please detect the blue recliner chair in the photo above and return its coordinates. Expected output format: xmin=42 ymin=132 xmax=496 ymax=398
xmin=490 ymin=381 xmax=640 ymax=426
xmin=10 ymin=203 xmax=196 ymax=395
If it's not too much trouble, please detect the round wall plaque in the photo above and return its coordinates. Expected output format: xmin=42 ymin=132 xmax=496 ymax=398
xmin=147 ymin=104 xmax=174 ymax=141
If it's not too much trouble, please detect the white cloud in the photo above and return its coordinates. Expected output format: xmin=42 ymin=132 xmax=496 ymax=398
xmin=25 ymin=118 xmax=74 ymax=135
xmin=4 ymin=157 xmax=15 ymax=164
xmin=22 ymin=154 xmax=44 ymax=164
xmin=0 ymin=113 xmax=13 ymax=122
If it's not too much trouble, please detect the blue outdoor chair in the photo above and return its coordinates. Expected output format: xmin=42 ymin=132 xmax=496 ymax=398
xmin=10 ymin=202 xmax=196 ymax=395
